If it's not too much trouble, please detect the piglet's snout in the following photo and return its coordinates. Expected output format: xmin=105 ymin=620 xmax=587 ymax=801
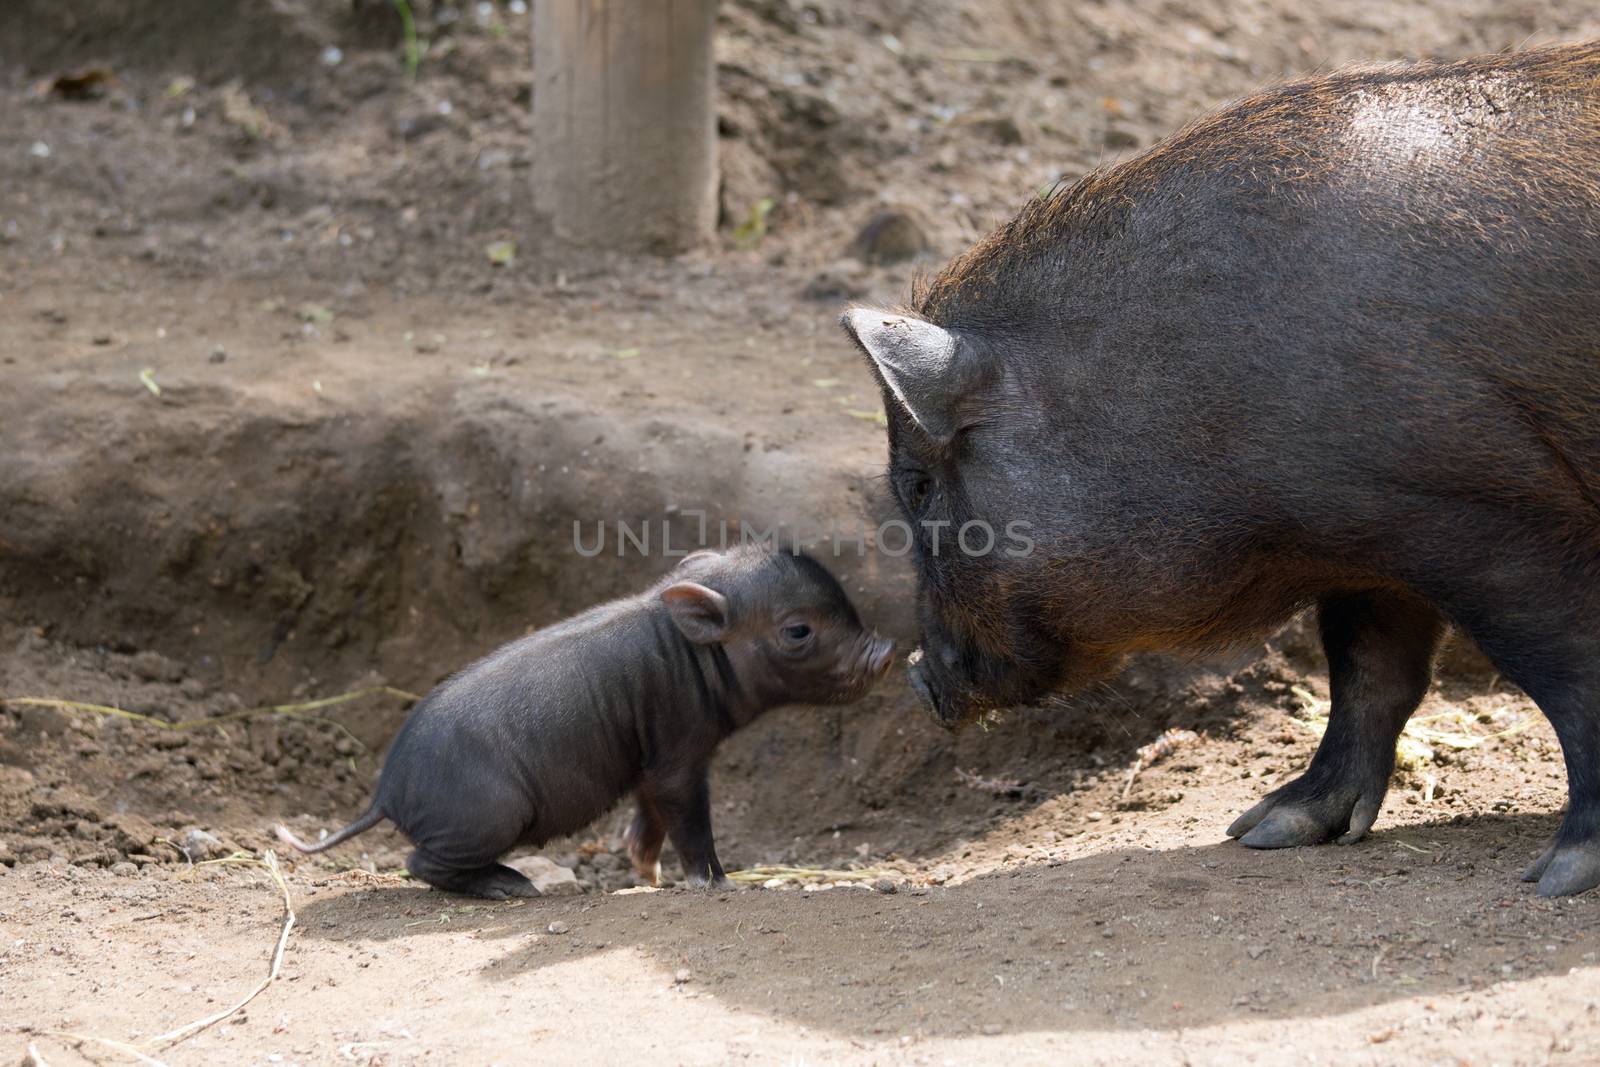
xmin=864 ymin=634 xmax=896 ymax=680
xmin=833 ymin=633 xmax=895 ymax=695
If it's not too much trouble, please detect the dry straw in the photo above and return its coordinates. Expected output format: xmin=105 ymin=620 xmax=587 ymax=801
xmin=0 ymin=686 xmax=418 ymax=752
xmin=40 ymin=850 xmax=296 ymax=1066
xmin=4 ymin=686 xmax=419 ymax=1062
xmin=727 ymin=864 xmax=890 ymax=884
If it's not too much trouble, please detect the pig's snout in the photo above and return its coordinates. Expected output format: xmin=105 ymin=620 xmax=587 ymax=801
xmin=905 ymin=647 xmax=939 ymax=712
xmin=905 ymin=645 xmax=966 ymax=730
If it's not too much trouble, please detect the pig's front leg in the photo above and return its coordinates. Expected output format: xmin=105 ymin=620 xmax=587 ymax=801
xmin=649 ymin=768 xmax=730 ymax=891
xmin=623 ymin=788 xmax=666 ymax=886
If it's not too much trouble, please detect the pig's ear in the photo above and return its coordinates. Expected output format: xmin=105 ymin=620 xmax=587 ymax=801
xmin=841 ymin=308 xmax=989 ymax=443
xmin=661 ymin=582 xmax=731 ymax=644
xmin=673 ymin=549 xmax=722 ymax=571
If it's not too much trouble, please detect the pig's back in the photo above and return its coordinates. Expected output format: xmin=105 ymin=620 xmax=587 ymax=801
xmin=373 ymin=601 xmax=668 ymax=857
xmin=1192 ymin=47 xmax=1600 ymax=527
xmin=926 ymin=43 xmax=1600 ymax=543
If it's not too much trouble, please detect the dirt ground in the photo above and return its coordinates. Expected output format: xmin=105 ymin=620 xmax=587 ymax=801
xmin=4 ymin=2 xmax=1600 ymax=1064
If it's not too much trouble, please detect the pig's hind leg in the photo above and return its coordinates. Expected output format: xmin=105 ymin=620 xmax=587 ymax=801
xmin=1228 ymin=591 xmax=1444 ymax=849
xmin=1404 ymin=532 xmax=1600 ymax=897
xmin=405 ymin=849 xmax=540 ymax=900
xmin=1463 ymin=619 xmax=1600 ymax=897
xmin=404 ymin=807 xmax=540 ymax=899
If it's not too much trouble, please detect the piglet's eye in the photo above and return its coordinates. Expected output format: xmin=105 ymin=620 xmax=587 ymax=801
xmin=782 ymin=623 xmax=812 ymax=641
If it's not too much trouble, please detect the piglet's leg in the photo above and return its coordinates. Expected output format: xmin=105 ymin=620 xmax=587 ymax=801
xmin=650 ymin=769 xmax=730 ymax=890
xmin=405 ymin=850 xmax=539 ymax=900
xmin=623 ymin=788 xmax=666 ymax=886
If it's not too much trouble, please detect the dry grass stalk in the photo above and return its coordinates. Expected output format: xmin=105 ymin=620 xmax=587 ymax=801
xmin=41 ymin=850 xmax=296 ymax=1064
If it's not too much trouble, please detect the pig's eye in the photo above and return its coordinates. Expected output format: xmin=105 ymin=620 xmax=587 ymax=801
xmin=906 ymin=476 xmax=931 ymax=512
xmin=782 ymin=623 xmax=813 ymax=642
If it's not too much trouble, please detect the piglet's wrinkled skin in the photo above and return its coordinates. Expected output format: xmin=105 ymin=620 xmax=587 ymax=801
xmin=277 ymin=546 xmax=894 ymax=898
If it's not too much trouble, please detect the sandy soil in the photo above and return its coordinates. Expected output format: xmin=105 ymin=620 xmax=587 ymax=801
xmin=4 ymin=2 xmax=1600 ymax=1064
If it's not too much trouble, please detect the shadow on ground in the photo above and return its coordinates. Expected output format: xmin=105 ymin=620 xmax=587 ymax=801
xmin=292 ymin=811 xmax=1594 ymax=1041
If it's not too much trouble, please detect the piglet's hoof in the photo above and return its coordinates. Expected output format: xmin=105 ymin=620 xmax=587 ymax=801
xmin=473 ymin=870 xmax=543 ymax=900
xmin=632 ymin=860 xmax=662 ymax=888
xmin=684 ymin=874 xmax=733 ymax=892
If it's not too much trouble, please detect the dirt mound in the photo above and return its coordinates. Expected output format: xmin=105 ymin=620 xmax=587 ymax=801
xmin=0 ymin=622 xmax=377 ymax=866
xmin=0 ymin=300 xmax=912 ymax=711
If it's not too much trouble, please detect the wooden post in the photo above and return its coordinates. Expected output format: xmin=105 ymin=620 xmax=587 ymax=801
xmin=532 ymin=0 xmax=719 ymax=255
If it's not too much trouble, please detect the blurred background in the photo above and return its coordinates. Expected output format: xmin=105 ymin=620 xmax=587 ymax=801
xmin=6 ymin=1 xmax=1600 ymax=290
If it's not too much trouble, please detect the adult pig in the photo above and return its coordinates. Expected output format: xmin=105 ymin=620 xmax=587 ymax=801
xmin=843 ymin=42 xmax=1600 ymax=896
xmin=278 ymin=546 xmax=895 ymax=898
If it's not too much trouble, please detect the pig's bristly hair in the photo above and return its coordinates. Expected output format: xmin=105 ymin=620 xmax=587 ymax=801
xmin=912 ymin=40 xmax=1600 ymax=330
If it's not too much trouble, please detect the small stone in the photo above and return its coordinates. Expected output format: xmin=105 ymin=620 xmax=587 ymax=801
xmin=1087 ymin=811 xmax=1104 ymax=822
xmin=110 ymin=861 xmax=138 ymax=878
xmin=105 ymin=813 xmax=160 ymax=854
xmin=674 ymin=968 xmax=692 ymax=984
xmin=802 ymin=260 xmax=868 ymax=301
xmin=129 ymin=650 xmax=184 ymax=683
xmin=1247 ymin=944 xmax=1268 ymax=960
xmin=393 ymin=111 xmax=451 ymax=141
xmin=509 ymin=855 xmax=583 ymax=896
xmin=873 ymin=878 xmax=898 ymax=894
xmin=180 ymin=828 xmax=227 ymax=860
xmin=1104 ymin=123 xmax=1143 ymax=150
xmin=964 ymin=113 xmax=1029 ymax=145
xmin=981 ymin=1022 xmax=1003 ymax=1036
xmin=92 ymin=333 xmax=113 ymax=346
xmin=546 ymin=920 xmax=570 ymax=935
xmin=850 ymin=210 xmax=931 ymax=265
xmin=209 ymin=345 xmax=227 ymax=363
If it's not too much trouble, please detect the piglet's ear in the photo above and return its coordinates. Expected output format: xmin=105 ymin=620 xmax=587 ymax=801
xmin=841 ymin=308 xmax=991 ymax=444
xmin=661 ymin=582 xmax=731 ymax=644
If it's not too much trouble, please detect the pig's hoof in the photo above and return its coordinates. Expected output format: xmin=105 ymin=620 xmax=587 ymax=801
xmin=1522 ymin=843 xmax=1557 ymax=882
xmin=1226 ymin=777 xmax=1383 ymax=849
xmin=1522 ymin=842 xmax=1600 ymax=897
